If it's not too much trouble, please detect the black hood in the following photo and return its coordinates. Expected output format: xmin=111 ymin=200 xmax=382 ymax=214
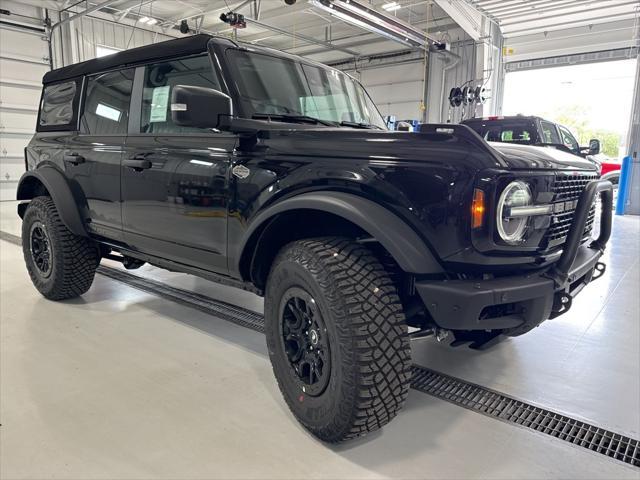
xmin=489 ymin=142 xmax=598 ymax=171
xmin=252 ymin=125 xmax=598 ymax=173
xmin=259 ymin=128 xmax=502 ymax=170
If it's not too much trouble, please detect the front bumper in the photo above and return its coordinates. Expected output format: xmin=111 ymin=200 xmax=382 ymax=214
xmin=416 ymin=179 xmax=614 ymax=332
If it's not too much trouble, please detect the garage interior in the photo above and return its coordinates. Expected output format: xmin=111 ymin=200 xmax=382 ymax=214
xmin=1 ymin=0 xmax=639 ymax=478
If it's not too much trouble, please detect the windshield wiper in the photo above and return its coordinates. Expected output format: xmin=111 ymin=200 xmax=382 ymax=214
xmin=252 ymin=113 xmax=336 ymax=127
xmin=339 ymin=120 xmax=382 ymax=130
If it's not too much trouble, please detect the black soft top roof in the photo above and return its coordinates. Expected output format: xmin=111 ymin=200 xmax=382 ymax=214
xmin=43 ymin=34 xmax=216 ymax=85
xmin=462 ymin=116 xmax=542 ymax=124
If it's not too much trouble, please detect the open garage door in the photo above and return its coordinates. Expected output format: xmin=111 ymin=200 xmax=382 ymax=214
xmin=0 ymin=22 xmax=49 ymax=201
xmin=502 ymin=52 xmax=637 ymax=162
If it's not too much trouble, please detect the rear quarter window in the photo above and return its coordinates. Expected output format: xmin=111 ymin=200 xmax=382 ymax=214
xmin=38 ymin=80 xmax=80 ymax=130
xmin=478 ymin=125 xmax=534 ymax=143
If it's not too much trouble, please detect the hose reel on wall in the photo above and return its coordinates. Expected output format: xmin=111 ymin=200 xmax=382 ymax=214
xmin=448 ymin=84 xmax=488 ymax=123
xmin=448 ymin=85 xmax=487 ymax=107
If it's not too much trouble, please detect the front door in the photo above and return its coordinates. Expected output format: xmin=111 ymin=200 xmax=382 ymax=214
xmin=121 ymin=56 xmax=235 ymax=273
xmin=66 ymin=68 xmax=135 ymax=241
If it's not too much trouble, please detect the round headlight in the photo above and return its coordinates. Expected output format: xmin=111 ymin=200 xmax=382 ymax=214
xmin=497 ymin=181 xmax=532 ymax=244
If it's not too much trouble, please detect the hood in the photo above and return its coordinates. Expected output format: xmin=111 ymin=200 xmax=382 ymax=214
xmin=258 ymin=128 xmax=502 ymax=170
xmin=489 ymin=142 xmax=598 ymax=171
xmin=253 ymin=126 xmax=598 ymax=173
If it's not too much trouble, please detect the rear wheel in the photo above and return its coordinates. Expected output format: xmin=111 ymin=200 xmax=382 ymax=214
xmin=264 ymin=237 xmax=411 ymax=442
xmin=22 ymin=196 xmax=99 ymax=300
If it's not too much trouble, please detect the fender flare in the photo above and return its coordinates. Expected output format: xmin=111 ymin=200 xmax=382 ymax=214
xmin=16 ymin=167 xmax=88 ymax=237
xmin=602 ymin=171 xmax=620 ymax=184
xmin=236 ymin=191 xmax=443 ymax=276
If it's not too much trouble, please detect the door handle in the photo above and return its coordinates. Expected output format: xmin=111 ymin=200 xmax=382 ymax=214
xmin=123 ymin=158 xmax=152 ymax=171
xmin=64 ymin=153 xmax=85 ymax=165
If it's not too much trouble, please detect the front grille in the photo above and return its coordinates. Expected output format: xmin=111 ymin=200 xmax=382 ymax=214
xmin=543 ymin=173 xmax=599 ymax=249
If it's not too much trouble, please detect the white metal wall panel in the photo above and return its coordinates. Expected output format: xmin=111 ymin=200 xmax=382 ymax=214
xmin=71 ymin=16 xmax=175 ymax=64
xmin=0 ymin=25 xmax=49 ymax=201
xmin=343 ymin=62 xmax=427 ymax=120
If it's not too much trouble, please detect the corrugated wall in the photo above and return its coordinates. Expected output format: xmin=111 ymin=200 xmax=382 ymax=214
xmin=0 ymin=0 xmax=49 ymax=200
xmin=68 ymin=16 xmax=176 ymax=65
xmin=341 ymin=60 xmax=428 ymax=121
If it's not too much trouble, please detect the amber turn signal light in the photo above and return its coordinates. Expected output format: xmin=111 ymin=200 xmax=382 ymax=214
xmin=471 ymin=188 xmax=485 ymax=229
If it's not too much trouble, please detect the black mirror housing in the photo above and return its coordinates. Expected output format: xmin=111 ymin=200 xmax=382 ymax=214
xmin=588 ymin=138 xmax=601 ymax=155
xmin=171 ymin=85 xmax=232 ymax=129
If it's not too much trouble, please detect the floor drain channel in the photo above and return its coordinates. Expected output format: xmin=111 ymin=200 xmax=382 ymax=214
xmin=2 ymin=230 xmax=638 ymax=468
xmin=410 ymin=367 xmax=639 ymax=467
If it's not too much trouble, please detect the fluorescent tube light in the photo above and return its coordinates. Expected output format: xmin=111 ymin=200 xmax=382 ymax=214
xmin=138 ymin=16 xmax=150 ymax=23
xmin=382 ymin=2 xmax=401 ymax=11
xmin=310 ymin=0 xmax=436 ymax=50
xmin=146 ymin=18 xmax=158 ymax=25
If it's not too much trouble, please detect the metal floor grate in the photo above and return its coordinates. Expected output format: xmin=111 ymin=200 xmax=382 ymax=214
xmin=2 ymin=229 xmax=638 ymax=468
xmin=410 ymin=367 xmax=639 ymax=467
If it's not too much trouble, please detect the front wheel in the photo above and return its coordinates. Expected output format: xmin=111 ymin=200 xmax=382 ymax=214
xmin=22 ymin=196 xmax=99 ymax=300
xmin=265 ymin=237 xmax=411 ymax=442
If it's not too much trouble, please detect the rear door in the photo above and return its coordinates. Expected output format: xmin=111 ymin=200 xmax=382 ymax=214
xmin=66 ymin=68 xmax=135 ymax=240
xmin=121 ymin=55 xmax=236 ymax=273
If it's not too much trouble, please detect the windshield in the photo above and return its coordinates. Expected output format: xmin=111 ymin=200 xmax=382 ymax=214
xmin=228 ymin=49 xmax=387 ymax=129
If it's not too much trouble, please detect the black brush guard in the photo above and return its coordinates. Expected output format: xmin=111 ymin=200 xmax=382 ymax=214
xmin=415 ymin=179 xmax=614 ymax=331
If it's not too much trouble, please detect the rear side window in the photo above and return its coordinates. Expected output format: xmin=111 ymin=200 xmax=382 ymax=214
xmin=38 ymin=81 xmax=78 ymax=129
xmin=80 ymin=68 xmax=135 ymax=135
xmin=483 ymin=126 xmax=533 ymax=143
xmin=540 ymin=121 xmax=560 ymax=144
xmin=140 ymin=55 xmax=221 ymax=134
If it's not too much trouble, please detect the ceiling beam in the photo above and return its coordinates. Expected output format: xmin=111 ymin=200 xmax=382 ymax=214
xmin=245 ymin=17 xmax=360 ymax=56
xmin=488 ymin=0 xmax=583 ymax=16
xmin=433 ymin=0 xmax=489 ymax=40
xmin=504 ymin=11 xmax=638 ymax=36
xmin=501 ymin=1 xmax=639 ymax=27
xmin=49 ymin=0 xmax=122 ymax=37
xmin=497 ymin=0 xmax=599 ymax=21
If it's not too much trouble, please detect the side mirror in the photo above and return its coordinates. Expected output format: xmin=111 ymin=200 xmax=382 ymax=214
xmin=171 ymin=85 xmax=232 ymax=129
xmin=588 ymin=138 xmax=600 ymax=155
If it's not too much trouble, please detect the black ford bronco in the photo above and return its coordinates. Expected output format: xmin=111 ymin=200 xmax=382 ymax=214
xmin=19 ymin=34 xmax=613 ymax=442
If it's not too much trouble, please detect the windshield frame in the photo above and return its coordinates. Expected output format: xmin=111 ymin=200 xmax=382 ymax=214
xmin=222 ymin=47 xmax=387 ymax=130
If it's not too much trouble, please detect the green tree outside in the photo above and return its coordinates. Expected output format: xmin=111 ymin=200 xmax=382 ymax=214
xmin=543 ymin=104 xmax=622 ymax=158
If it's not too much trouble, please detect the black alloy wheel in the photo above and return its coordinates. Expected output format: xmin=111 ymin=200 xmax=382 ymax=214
xmin=279 ymin=287 xmax=331 ymax=396
xmin=29 ymin=221 xmax=53 ymax=278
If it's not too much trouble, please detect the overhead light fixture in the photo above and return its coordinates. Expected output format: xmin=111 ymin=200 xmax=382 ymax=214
xmin=382 ymin=2 xmax=401 ymax=12
xmin=310 ymin=0 xmax=437 ymax=50
xmin=138 ymin=16 xmax=158 ymax=25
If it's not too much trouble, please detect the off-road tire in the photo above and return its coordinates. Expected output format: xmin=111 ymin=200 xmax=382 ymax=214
xmin=265 ymin=237 xmax=411 ymax=442
xmin=22 ymin=196 xmax=99 ymax=300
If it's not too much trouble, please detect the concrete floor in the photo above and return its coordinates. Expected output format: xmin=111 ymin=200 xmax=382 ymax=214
xmin=1 ymin=200 xmax=639 ymax=479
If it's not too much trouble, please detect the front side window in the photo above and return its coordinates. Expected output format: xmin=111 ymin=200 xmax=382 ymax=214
xmin=39 ymin=81 xmax=78 ymax=128
xmin=228 ymin=50 xmax=386 ymax=129
xmin=141 ymin=55 xmax=221 ymax=134
xmin=81 ymin=68 xmax=134 ymax=135
xmin=558 ymin=125 xmax=579 ymax=152
xmin=540 ymin=121 xmax=560 ymax=144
